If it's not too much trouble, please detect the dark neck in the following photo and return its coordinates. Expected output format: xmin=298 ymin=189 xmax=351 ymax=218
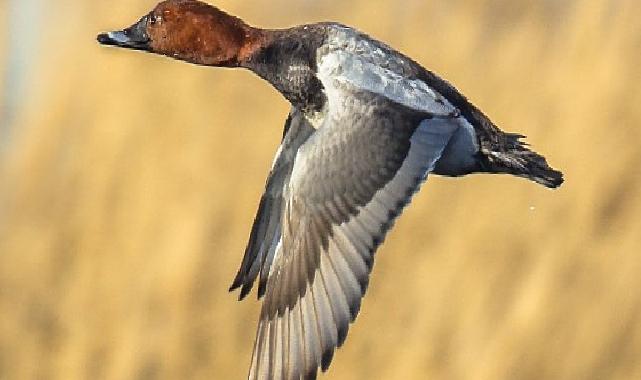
xmin=240 ymin=27 xmax=327 ymax=115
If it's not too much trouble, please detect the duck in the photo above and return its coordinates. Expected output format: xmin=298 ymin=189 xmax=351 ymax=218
xmin=98 ymin=1 xmax=563 ymax=379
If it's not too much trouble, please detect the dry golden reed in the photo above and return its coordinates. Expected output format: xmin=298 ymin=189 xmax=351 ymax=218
xmin=1 ymin=0 xmax=640 ymax=379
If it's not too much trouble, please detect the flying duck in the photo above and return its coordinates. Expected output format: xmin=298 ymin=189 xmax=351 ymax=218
xmin=98 ymin=1 xmax=563 ymax=379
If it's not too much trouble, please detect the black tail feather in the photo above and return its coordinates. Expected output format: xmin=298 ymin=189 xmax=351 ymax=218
xmin=479 ymin=133 xmax=563 ymax=188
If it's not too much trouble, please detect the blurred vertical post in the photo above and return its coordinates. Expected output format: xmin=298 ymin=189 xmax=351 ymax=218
xmin=1 ymin=0 xmax=44 ymax=155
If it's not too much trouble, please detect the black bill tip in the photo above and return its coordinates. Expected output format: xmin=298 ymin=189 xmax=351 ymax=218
xmin=97 ymin=32 xmax=115 ymax=45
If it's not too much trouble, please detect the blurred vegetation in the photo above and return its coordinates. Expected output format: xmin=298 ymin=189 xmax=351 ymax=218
xmin=1 ymin=0 xmax=641 ymax=379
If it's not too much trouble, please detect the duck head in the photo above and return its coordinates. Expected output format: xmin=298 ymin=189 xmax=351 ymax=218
xmin=97 ymin=0 xmax=262 ymax=66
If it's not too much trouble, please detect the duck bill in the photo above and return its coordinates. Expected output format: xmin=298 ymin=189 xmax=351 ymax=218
xmin=97 ymin=16 xmax=150 ymax=51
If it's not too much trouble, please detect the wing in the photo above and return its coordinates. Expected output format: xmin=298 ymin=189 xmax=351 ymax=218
xmin=248 ymin=93 xmax=460 ymax=380
xmin=230 ymin=108 xmax=315 ymax=300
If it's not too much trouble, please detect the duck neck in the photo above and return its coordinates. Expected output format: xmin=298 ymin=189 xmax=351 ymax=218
xmin=240 ymin=27 xmax=327 ymax=116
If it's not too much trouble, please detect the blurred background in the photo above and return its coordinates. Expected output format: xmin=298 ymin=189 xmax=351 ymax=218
xmin=1 ymin=0 xmax=641 ymax=379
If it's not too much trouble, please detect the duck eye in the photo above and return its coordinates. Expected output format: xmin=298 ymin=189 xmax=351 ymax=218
xmin=148 ymin=14 xmax=160 ymax=26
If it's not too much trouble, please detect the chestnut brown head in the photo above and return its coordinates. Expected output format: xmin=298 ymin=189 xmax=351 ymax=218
xmin=97 ymin=0 xmax=261 ymax=66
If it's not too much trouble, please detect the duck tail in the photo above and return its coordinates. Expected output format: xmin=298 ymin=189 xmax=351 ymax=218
xmin=480 ymin=133 xmax=564 ymax=189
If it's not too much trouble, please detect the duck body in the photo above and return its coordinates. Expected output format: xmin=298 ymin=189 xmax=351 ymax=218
xmin=98 ymin=2 xmax=563 ymax=379
xmin=244 ymin=22 xmax=559 ymax=185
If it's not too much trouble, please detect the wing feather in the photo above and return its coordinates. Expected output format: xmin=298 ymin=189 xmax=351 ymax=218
xmin=230 ymin=109 xmax=315 ymax=300
xmin=247 ymin=92 xmax=460 ymax=378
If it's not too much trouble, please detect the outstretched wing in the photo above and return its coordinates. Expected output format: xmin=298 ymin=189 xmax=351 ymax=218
xmin=230 ymin=108 xmax=315 ymax=300
xmin=249 ymin=93 xmax=460 ymax=379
